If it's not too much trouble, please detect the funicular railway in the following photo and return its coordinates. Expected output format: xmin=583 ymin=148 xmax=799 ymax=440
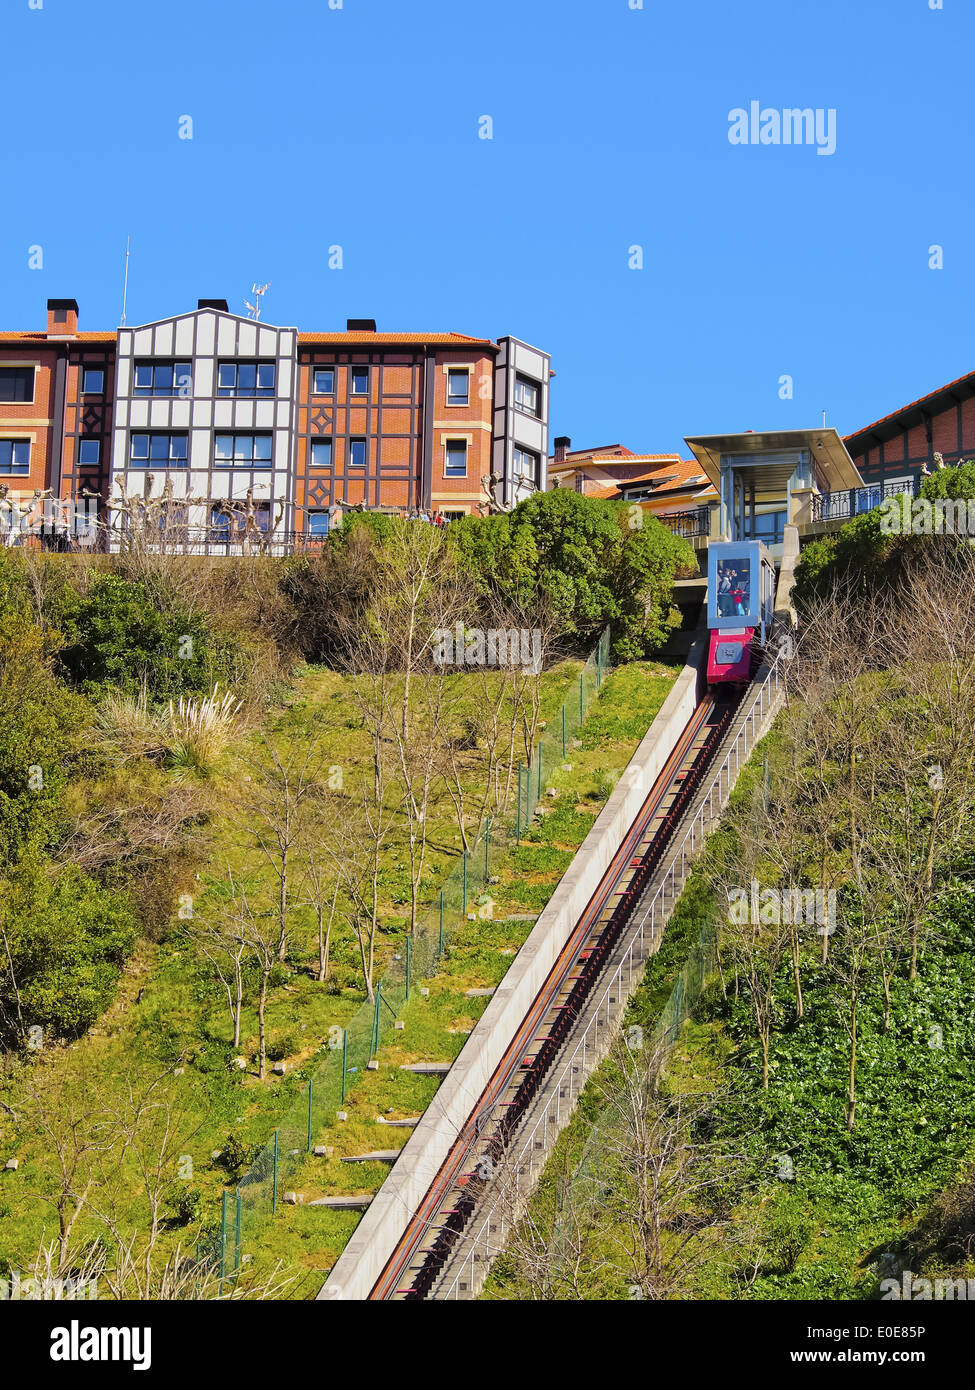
xmin=374 ymin=694 xmax=738 ymax=1299
xmin=322 ymin=528 xmax=797 ymax=1303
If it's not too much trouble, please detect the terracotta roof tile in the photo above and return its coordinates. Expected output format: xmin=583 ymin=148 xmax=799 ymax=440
xmin=0 ymin=331 xmax=116 ymax=342
xmin=298 ymin=331 xmax=496 ymax=347
xmin=845 ymin=366 xmax=975 ymax=445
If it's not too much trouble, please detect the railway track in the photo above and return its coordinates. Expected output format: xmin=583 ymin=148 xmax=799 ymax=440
xmin=370 ymin=691 xmax=738 ymax=1300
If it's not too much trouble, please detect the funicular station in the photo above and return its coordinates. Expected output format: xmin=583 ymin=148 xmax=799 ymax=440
xmin=656 ymin=426 xmax=866 ymax=665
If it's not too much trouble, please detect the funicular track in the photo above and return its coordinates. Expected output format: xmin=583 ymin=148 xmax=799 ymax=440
xmin=370 ymin=690 xmax=739 ymax=1300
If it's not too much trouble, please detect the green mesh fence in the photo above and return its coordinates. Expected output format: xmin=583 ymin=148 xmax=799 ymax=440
xmin=215 ymin=626 xmax=612 ymax=1275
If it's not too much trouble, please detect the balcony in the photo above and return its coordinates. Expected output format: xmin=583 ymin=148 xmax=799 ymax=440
xmin=811 ymin=477 xmax=919 ymax=524
xmin=655 ymin=506 xmax=711 ymax=540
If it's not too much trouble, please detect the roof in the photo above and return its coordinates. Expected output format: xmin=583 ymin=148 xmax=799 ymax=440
xmin=618 ymin=458 xmax=713 ymax=494
xmin=581 ymin=456 xmax=717 ymax=502
xmin=0 ymin=328 xmax=496 ymax=349
xmin=549 ymin=448 xmax=679 ymax=471
xmin=0 ymin=331 xmax=116 ymax=343
xmin=845 ymin=367 xmax=975 ymax=451
xmin=298 ymin=331 xmax=496 ymax=348
xmin=549 ymin=444 xmax=634 ymax=464
xmin=685 ymin=428 xmax=863 ymax=491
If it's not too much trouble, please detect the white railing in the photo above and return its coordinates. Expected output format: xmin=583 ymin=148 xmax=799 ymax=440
xmin=433 ymin=652 xmax=790 ymax=1299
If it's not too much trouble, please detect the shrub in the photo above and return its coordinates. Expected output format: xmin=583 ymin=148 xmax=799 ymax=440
xmin=0 ymin=609 xmax=89 ymax=865
xmin=56 ymin=573 xmax=244 ymax=702
xmin=165 ymin=686 xmax=242 ymax=778
xmin=0 ymin=860 xmax=137 ymax=1045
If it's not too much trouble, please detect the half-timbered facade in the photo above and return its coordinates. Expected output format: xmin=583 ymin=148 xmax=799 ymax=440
xmin=0 ymin=299 xmax=551 ymax=548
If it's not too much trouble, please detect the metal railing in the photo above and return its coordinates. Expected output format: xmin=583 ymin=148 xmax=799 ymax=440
xmin=811 ymin=477 xmax=919 ymax=524
xmin=434 ymin=650 xmax=791 ymax=1298
xmin=655 ymin=505 xmax=711 ymax=540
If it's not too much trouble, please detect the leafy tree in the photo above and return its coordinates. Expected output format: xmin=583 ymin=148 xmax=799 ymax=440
xmin=0 ymin=859 xmax=136 ymax=1045
xmin=55 ymin=573 xmax=241 ymax=701
xmin=451 ymin=490 xmax=694 ymax=659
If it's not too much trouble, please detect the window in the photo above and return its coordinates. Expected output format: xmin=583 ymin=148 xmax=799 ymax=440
xmin=0 ymin=440 xmax=30 ymax=475
xmin=350 ymin=367 xmax=369 ymax=396
xmin=313 ymin=368 xmax=335 ymax=394
xmin=444 ymin=439 xmax=468 ymax=477
xmin=129 ymin=433 xmax=188 ymax=468
xmin=306 ymin=510 xmax=330 ymax=536
xmin=210 ymin=506 xmax=234 ymax=539
xmin=77 ymin=439 xmax=101 ymax=466
xmin=310 ymin=439 xmax=333 ymax=469
xmin=133 ymin=361 xmax=192 ymax=397
xmin=214 ymin=433 xmax=272 ymax=468
xmin=447 ymin=369 xmax=469 ymax=406
xmin=82 ymin=368 xmax=105 ymax=395
xmin=513 ymin=447 xmax=539 ymax=485
xmin=514 ymin=375 xmax=540 ymax=416
xmin=0 ymin=367 xmax=34 ymax=403
xmin=218 ymin=361 xmax=276 ymax=398
xmin=348 ymin=437 xmax=367 ymax=468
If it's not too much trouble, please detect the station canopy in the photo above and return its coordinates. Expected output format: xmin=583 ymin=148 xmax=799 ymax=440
xmin=683 ymin=428 xmax=864 ymax=492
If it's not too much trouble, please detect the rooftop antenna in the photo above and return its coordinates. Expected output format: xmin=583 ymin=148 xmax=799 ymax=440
xmin=245 ymin=281 xmax=270 ymax=320
xmin=120 ymin=237 xmax=131 ymax=326
xmin=822 ymin=408 xmax=827 ymax=428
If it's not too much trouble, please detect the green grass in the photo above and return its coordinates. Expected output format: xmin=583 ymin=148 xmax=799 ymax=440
xmin=0 ymin=657 xmax=679 ymax=1292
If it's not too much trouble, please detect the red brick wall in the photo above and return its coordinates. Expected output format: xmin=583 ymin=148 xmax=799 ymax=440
xmin=0 ymin=346 xmax=59 ymax=493
xmin=294 ymin=347 xmax=495 ymax=523
xmin=430 ymin=350 xmax=493 ymax=514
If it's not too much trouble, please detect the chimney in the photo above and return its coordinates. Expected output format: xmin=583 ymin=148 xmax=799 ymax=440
xmin=346 ymin=318 xmax=377 ymax=332
xmin=198 ymin=298 xmax=229 ymax=312
xmin=47 ymin=298 xmax=79 ymax=336
xmin=553 ymin=435 xmax=571 ymax=464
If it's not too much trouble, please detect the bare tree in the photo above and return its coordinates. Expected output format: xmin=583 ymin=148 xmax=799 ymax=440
xmin=186 ymin=901 xmax=248 ymax=1047
xmin=17 ymin=1055 xmax=119 ymax=1273
xmin=238 ymin=741 xmax=323 ymax=962
xmin=220 ymin=874 xmax=278 ymax=1080
xmin=298 ymin=826 xmax=342 ymax=983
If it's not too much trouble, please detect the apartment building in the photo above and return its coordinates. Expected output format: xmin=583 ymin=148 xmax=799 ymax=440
xmin=844 ymin=366 xmax=975 ymax=488
xmin=0 ymin=299 xmax=550 ymax=547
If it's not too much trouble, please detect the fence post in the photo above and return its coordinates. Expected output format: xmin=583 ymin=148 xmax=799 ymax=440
xmin=462 ymin=852 xmax=468 ymax=915
xmin=438 ymin=889 xmax=445 ymax=959
xmin=372 ymin=985 xmax=382 ymax=1056
xmin=235 ymin=1188 xmax=242 ymax=1272
xmin=307 ymin=1077 xmax=314 ymax=1152
xmin=272 ymin=1130 xmax=278 ymax=1215
xmin=341 ymin=1028 xmax=348 ymax=1103
xmin=220 ymin=1190 xmax=227 ymax=1285
xmin=537 ymin=751 xmax=542 ymax=801
xmin=597 ymin=644 xmax=602 ymax=689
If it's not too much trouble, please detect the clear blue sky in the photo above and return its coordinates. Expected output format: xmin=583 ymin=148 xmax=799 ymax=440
xmin=4 ymin=0 xmax=971 ymax=455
